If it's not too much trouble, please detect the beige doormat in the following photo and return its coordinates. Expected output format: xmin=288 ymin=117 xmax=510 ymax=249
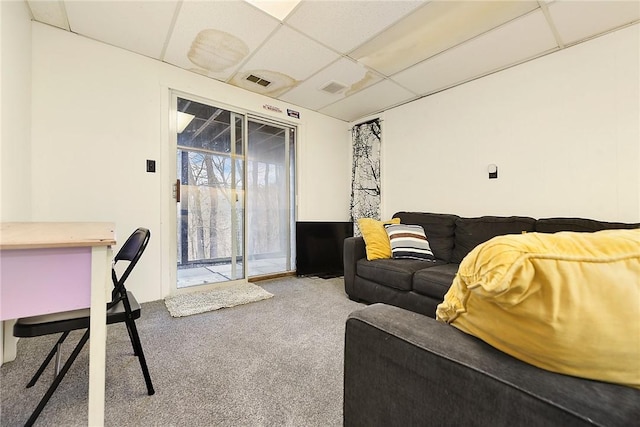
xmin=164 ymin=282 xmax=274 ymax=317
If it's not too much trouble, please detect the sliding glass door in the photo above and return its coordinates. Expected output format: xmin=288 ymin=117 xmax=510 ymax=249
xmin=173 ymin=93 xmax=295 ymax=289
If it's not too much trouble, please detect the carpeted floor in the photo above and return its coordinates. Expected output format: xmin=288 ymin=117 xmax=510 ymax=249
xmin=0 ymin=276 xmax=364 ymax=427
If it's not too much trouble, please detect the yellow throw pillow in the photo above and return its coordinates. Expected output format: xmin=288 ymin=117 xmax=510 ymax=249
xmin=436 ymin=229 xmax=640 ymax=389
xmin=357 ymin=217 xmax=401 ymax=260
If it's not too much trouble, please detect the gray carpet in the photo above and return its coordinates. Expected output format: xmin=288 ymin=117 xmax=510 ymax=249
xmin=0 ymin=276 xmax=363 ymax=427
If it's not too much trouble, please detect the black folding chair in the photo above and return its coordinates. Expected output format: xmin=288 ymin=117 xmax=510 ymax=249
xmin=13 ymin=227 xmax=155 ymax=426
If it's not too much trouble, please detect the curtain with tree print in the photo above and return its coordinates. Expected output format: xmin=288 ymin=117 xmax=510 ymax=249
xmin=350 ymin=118 xmax=381 ymax=235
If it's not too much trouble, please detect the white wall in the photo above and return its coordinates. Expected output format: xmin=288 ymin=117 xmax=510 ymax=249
xmin=1 ymin=0 xmax=32 ymax=221
xmin=0 ymin=0 xmax=32 ymax=366
xmin=297 ymin=114 xmax=352 ymax=221
xmin=382 ymin=24 xmax=640 ymax=222
xmin=30 ymin=23 xmax=350 ymax=303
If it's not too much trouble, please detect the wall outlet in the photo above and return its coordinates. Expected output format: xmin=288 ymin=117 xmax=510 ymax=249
xmin=146 ymin=159 xmax=156 ymax=173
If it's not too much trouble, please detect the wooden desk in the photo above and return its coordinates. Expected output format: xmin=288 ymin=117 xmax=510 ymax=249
xmin=0 ymin=222 xmax=115 ymax=426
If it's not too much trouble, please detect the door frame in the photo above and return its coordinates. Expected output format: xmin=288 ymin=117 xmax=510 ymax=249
xmin=162 ymin=89 xmax=298 ymax=297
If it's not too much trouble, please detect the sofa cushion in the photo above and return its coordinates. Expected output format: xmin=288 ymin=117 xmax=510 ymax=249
xmin=536 ymin=217 xmax=640 ymax=233
xmin=393 ymin=212 xmax=459 ymax=262
xmin=385 ymin=223 xmax=436 ymax=261
xmin=451 ymin=216 xmax=536 ymax=263
xmin=357 ymin=217 xmax=401 ymax=260
xmin=412 ymin=263 xmax=459 ymax=300
xmin=357 ymin=258 xmax=445 ymax=291
xmin=437 ymin=229 xmax=640 ymax=389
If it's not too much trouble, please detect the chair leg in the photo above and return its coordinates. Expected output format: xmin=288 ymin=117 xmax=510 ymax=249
xmin=54 ymin=342 xmax=62 ymax=377
xmin=124 ymin=317 xmax=155 ymax=395
xmin=26 ymin=331 xmax=70 ymax=388
xmin=125 ymin=321 xmax=138 ymax=356
xmin=24 ymin=330 xmax=90 ymax=427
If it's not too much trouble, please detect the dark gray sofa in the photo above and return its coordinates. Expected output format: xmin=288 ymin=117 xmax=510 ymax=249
xmin=344 ymin=303 xmax=640 ymax=426
xmin=343 ymin=213 xmax=640 ymax=426
xmin=344 ymin=212 xmax=640 ymax=317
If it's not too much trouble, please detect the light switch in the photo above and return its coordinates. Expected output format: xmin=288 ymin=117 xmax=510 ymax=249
xmin=488 ymin=164 xmax=498 ymax=179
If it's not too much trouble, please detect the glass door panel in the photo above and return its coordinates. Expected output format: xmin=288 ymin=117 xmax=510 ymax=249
xmin=176 ymin=97 xmax=244 ymax=288
xmin=246 ymin=119 xmax=295 ymax=277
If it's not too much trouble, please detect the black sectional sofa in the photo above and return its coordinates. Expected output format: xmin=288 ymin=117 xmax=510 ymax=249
xmin=343 ymin=212 xmax=640 ymax=426
xmin=344 ymin=211 xmax=640 ymax=317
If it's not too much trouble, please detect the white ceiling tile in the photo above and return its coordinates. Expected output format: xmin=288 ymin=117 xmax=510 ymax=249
xmin=237 ymin=26 xmax=339 ymax=81
xmin=28 ymin=1 xmax=70 ymax=30
xmin=547 ymin=0 xmax=640 ymax=45
xmin=164 ymin=0 xmax=280 ymax=81
xmin=230 ymin=26 xmax=340 ymax=96
xmin=279 ymin=58 xmax=382 ymax=110
xmin=350 ymin=0 xmax=539 ymax=76
xmin=286 ymin=0 xmax=423 ymax=54
xmin=393 ymin=10 xmax=558 ymax=96
xmin=319 ymin=80 xmax=416 ymax=122
xmin=64 ymin=1 xmax=178 ymax=59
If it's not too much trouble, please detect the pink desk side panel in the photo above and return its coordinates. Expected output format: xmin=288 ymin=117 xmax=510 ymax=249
xmin=0 ymin=247 xmax=93 ymax=320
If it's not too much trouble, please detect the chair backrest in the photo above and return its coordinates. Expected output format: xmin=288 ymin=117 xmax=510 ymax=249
xmin=111 ymin=228 xmax=150 ymax=299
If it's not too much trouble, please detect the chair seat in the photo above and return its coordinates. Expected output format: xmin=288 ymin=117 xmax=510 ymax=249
xmin=14 ymin=291 xmax=141 ymax=338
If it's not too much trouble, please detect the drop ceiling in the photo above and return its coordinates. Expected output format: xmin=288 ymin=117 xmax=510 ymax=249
xmin=26 ymin=0 xmax=639 ymax=123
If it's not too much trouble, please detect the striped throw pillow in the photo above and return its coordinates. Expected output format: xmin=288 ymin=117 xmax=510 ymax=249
xmin=384 ymin=224 xmax=435 ymax=261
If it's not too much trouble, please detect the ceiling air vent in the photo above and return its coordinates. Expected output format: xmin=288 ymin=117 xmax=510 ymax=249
xmin=319 ymin=80 xmax=348 ymax=94
xmin=246 ymin=74 xmax=271 ymax=87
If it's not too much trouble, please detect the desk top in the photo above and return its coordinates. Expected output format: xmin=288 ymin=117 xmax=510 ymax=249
xmin=0 ymin=222 xmax=116 ymax=250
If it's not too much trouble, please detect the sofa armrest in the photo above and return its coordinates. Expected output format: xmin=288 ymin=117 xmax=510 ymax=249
xmin=343 ymin=236 xmax=366 ymax=297
xmin=344 ymin=304 xmax=640 ymax=427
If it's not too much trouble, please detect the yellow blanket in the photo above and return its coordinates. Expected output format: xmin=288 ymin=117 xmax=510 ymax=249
xmin=436 ymin=229 xmax=640 ymax=388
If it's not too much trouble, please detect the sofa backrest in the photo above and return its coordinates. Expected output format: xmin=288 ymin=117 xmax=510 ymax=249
xmin=451 ymin=216 xmax=537 ymax=263
xmin=393 ymin=212 xmax=459 ymax=262
xmin=536 ymin=217 xmax=640 ymax=233
xmin=391 ymin=212 xmax=639 ymax=264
